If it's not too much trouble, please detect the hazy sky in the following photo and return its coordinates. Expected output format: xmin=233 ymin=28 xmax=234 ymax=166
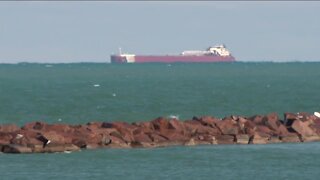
xmin=0 ymin=1 xmax=319 ymax=63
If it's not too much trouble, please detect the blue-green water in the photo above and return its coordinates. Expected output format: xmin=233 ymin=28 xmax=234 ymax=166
xmin=1 ymin=62 xmax=320 ymax=179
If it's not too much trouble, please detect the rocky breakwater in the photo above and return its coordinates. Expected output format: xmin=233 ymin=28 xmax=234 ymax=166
xmin=1 ymin=112 xmax=320 ymax=154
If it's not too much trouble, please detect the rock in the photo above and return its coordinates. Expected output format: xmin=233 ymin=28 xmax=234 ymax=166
xmin=147 ymin=133 xmax=168 ymax=143
xmin=184 ymin=138 xmax=196 ymax=146
xmin=2 ymin=144 xmax=32 ymax=153
xmin=243 ymin=120 xmax=256 ymax=136
xmin=284 ymin=112 xmax=300 ymax=126
xmin=302 ymin=135 xmax=320 ymax=142
xmin=197 ymin=116 xmax=220 ymax=128
xmin=32 ymin=143 xmax=80 ymax=153
xmin=184 ymin=120 xmax=220 ymax=136
xmin=3 ymin=112 xmax=320 ymax=153
xmin=101 ymin=122 xmax=113 ymax=128
xmin=45 ymin=124 xmax=74 ymax=133
xmin=195 ymin=134 xmax=217 ymax=144
xmin=263 ymin=113 xmax=281 ymax=131
xmin=168 ymin=119 xmax=185 ymax=133
xmin=72 ymin=139 xmax=87 ymax=148
xmin=236 ymin=134 xmax=250 ymax=144
xmin=256 ymin=125 xmax=273 ymax=136
xmin=104 ymin=122 xmax=136 ymax=143
xmin=0 ymin=132 xmax=14 ymax=145
xmin=281 ymin=133 xmax=301 ymax=143
xmin=0 ymin=124 xmax=20 ymax=133
xmin=133 ymin=132 xmax=153 ymax=143
xmin=216 ymin=119 xmax=239 ymax=135
xmin=215 ymin=135 xmax=235 ymax=144
xmin=159 ymin=130 xmax=189 ymax=142
xmin=151 ymin=117 xmax=169 ymax=131
xmin=291 ymin=119 xmax=316 ymax=137
xmin=249 ymin=115 xmax=264 ymax=125
xmin=22 ymin=121 xmax=46 ymax=131
xmin=250 ymin=133 xmax=269 ymax=144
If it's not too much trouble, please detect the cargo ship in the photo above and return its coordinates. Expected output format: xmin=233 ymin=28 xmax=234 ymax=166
xmin=110 ymin=44 xmax=235 ymax=63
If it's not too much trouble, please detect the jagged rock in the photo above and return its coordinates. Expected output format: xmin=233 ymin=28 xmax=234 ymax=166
xmin=249 ymin=115 xmax=264 ymax=125
xmin=104 ymin=122 xmax=136 ymax=143
xmin=184 ymin=120 xmax=220 ymax=136
xmin=22 ymin=121 xmax=47 ymax=131
xmin=0 ymin=132 xmax=14 ymax=145
xmin=2 ymin=144 xmax=32 ymax=153
xmin=0 ymin=124 xmax=20 ymax=133
xmin=3 ymin=112 xmax=320 ymax=153
xmin=151 ymin=117 xmax=170 ymax=131
xmin=197 ymin=116 xmax=220 ymax=128
xmin=168 ymin=119 xmax=186 ymax=133
xmin=147 ymin=132 xmax=168 ymax=143
xmin=216 ymin=118 xmax=239 ymax=135
xmin=281 ymin=133 xmax=301 ymax=143
xmin=291 ymin=119 xmax=316 ymax=137
xmin=263 ymin=113 xmax=281 ymax=131
xmin=159 ymin=130 xmax=188 ymax=142
xmin=133 ymin=132 xmax=153 ymax=143
xmin=215 ymin=135 xmax=235 ymax=144
xmin=250 ymin=133 xmax=269 ymax=144
xmin=236 ymin=134 xmax=250 ymax=144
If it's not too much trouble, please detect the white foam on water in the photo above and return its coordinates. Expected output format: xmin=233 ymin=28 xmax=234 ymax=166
xmin=93 ymin=84 xmax=100 ymax=87
xmin=112 ymin=93 xmax=116 ymax=97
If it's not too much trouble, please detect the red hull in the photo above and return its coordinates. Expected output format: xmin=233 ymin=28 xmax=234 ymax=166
xmin=110 ymin=55 xmax=236 ymax=63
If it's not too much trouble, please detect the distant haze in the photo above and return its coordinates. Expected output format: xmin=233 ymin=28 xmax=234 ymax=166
xmin=0 ymin=1 xmax=319 ymax=63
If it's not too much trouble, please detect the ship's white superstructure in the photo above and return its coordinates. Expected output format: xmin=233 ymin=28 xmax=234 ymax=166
xmin=181 ymin=45 xmax=231 ymax=56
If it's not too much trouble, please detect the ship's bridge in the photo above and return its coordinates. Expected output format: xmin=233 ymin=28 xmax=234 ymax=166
xmin=207 ymin=45 xmax=231 ymax=56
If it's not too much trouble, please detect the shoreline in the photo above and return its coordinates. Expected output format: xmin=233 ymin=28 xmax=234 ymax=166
xmin=1 ymin=112 xmax=320 ymax=153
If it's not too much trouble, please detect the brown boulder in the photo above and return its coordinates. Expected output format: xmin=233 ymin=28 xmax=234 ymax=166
xmin=291 ymin=119 xmax=316 ymax=137
xmin=243 ymin=120 xmax=256 ymax=135
xmin=236 ymin=134 xmax=250 ymax=144
xmin=103 ymin=122 xmax=136 ymax=143
xmin=151 ymin=117 xmax=169 ymax=131
xmin=45 ymin=124 xmax=74 ymax=133
xmin=2 ymin=144 xmax=32 ymax=153
xmin=215 ymin=135 xmax=235 ymax=144
xmin=250 ymin=133 xmax=269 ymax=144
xmin=0 ymin=132 xmax=14 ymax=145
xmin=133 ymin=132 xmax=153 ymax=143
xmin=32 ymin=143 xmax=80 ymax=153
xmin=256 ymin=125 xmax=273 ymax=136
xmin=22 ymin=121 xmax=47 ymax=131
xmin=184 ymin=120 xmax=220 ymax=136
xmin=147 ymin=133 xmax=168 ymax=143
xmin=216 ymin=119 xmax=239 ymax=135
xmin=132 ymin=121 xmax=155 ymax=133
xmin=159 ymin=130 xmax=189 ymax=142
xmin=168 ymin=119 xmax=185 ymax=133
xmin=280 ymin=133 xmax=301 ymax=143
xmin=249 ymin=115 xmax=264 ymax=125
xmin=0 ymin=124 xmax=20 ymax=133
xmin=197 ymin=116 xmax=220 ymax=128
xmin=263 ymin=113 xmax=281 ymax=131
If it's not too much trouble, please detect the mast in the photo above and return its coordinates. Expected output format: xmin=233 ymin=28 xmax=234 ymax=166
xmin=119 ymin=47 xmax=122 ymax=55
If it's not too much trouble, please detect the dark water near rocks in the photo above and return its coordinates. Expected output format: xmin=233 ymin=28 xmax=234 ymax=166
xmin=1 ymin=62 xmax=320 ymax=179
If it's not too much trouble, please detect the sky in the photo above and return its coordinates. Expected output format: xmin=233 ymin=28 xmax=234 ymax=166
xmin=0 ymin=1 xmax=319 ymax=63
